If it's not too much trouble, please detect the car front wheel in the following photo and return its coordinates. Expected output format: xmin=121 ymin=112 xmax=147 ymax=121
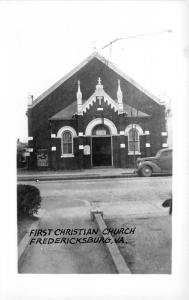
xmin=141 ymin=165 xmax=152 ymax=177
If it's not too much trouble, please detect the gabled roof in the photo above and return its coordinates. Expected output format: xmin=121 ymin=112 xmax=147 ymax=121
xmin=123 ymin=104 xmax=150 ymax=117
xmin=32 ymin=52 xmax=162 ymax=108
xmin=50 ymin=102 xmax=77 ymax=120
xmin=50 ymin=100 xmax=150 ymax=120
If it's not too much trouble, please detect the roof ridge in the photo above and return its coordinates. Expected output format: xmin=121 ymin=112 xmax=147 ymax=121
xmin=31 ymin=52 xmax=162 ymax=108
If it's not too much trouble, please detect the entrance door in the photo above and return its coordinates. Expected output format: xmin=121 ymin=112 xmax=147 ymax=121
xmin=92 ymin=137 xmax=112 ymax=166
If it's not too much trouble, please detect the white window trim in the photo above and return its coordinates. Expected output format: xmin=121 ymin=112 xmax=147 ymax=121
xmin=125 ymin=124 xmax=143 ymax=155
xmin=128 ymin=151 xmax=141 ymax=155
xmin=61 ymin=154 xmax=74 ymax=158
xmin=161 ymin=132 xmax=167 ymax=136
xmin=120 ymin=143 xmax=125 ymax=148
xmin=61 ymin=132 xmax=74 ymax=157
xmin=125 ymin=124 xmax=144 ymax=136
xmin=85 ymin=117 xmax=118 ymax=136
xmin=162 ymin=143 xmax=168 ymax=148
xmin=57 ymin=126 xmax=77 ymax=157
xmin=57 ymin=126 xmax=77 ymax=138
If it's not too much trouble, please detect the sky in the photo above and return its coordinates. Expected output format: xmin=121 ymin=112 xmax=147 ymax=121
xmin=0 ymin=1 xmax=186 ymax=142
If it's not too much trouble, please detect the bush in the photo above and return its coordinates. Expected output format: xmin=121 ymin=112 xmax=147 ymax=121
xmin=17 ymin=184 xmax=41 ymax=219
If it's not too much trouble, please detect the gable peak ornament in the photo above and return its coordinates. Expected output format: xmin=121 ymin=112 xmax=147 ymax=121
xmin=77 ymin=80 xmax=82 ymax=103
xmin=117 ymin=79 xmax=123 ymax=114
xmin=27 ymin=93 xmax=34 ymax=107
xmin=77 ymin=80 xmax=82 ymax=115
xmin=96 ymin=77 xmax=103 ymax=95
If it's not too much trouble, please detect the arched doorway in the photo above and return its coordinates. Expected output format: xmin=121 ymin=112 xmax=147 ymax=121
xmin=92 ymin=124 xmax=112 ymax=167
xmin=85 ymin=118 xmax=118 ymax=167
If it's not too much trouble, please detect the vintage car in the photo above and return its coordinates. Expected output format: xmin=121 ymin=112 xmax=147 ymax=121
xmin=136 ymin=148 xmax=172 ymax=177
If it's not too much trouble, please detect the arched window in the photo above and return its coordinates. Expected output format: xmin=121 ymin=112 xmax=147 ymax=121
xmin=62 ymin=131 xmax=73 ymax=155
xmin=57 ymin=126 xmax=77 ymax=157
xmin=92 ymin=124 xmax=110 ymax=136
xmin=128 ymin=128 xmax=140 ymax=153
xmin=85 ymin=118 xmax=118 ymax=136
xmin=125 ymin=124 xmax=143 ymax=154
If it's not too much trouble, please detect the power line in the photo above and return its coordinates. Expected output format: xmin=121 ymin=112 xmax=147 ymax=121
xmin=101 ymin=29 xmax=172 ymax=50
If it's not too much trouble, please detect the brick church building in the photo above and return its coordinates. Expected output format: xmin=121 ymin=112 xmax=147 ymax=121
xmin=26 ymin=52 xmax=168 ymax=170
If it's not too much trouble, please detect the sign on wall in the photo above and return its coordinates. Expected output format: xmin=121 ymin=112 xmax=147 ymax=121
xmin=96 ymin=130 xmax=106 ymax=136
xmin=37 ymin=149 xmax=48 ymax=167
xmin=84 ymin=145 xmax=90 ymax=155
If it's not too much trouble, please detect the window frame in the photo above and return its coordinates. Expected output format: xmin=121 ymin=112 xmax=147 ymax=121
xmin=61 ymin=130 xmax=73 ymax=157
xmin=92 ymin=124 xmax=110 ymax=136
xmin=57 ymin=126 xmax=77 ymax=158
xmin=128 ymin=127 xmax=140 ymax=154
xmin=125 ymin=124 xmax=143 ymax=155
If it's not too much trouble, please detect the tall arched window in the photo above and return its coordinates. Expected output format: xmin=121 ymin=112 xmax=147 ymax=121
xmin=57 ymin=126 xmax=77 ymax=157
xmin=62 ymin=131 xmax=73 ymax=155
xmin=128 ymin=128 xmax=140 ymax=153
xmin=125 ymin=124 xmax=143 ymax=154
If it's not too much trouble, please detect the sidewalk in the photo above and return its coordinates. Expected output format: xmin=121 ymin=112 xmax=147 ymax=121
xmin=17 ymin=167 xmax=136 ymax=181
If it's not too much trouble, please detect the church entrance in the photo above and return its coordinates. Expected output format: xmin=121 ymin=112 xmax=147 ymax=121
xmin=91 ymin=124 xmax=112 ymax=167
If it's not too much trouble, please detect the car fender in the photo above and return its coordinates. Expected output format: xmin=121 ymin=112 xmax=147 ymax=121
xmin=138 ymin=161 xmax=161 ymax=173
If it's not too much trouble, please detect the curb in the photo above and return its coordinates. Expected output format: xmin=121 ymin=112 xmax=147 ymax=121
xmin=18 ymin=220 xmax=39 ymax=267
xmin=17 ymin=173 xmax=137 ymax=182
xmin=18 ymin=210 xmax=45 ymax=267
xmin=91 ymin=210 xmax=131 ymax=274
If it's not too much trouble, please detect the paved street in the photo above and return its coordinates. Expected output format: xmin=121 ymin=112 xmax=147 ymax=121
xmin=21 ymin=176 xmax=171 ymax=206
xmin=18 ymin=176 xmax=172 ymax=273
xmin=20 ymin=176 xmax=172 ymax=217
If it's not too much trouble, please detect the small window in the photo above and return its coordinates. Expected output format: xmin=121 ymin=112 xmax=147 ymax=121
xmin=62 ymin=131 xmax=73 ymax=155
xmin=128 ymin=128 xmax=140 ymax=153
xmin=161 ymin=150 xmax=172 ymax=157
xmin=161 ymin=151 xmax=168 ymax=157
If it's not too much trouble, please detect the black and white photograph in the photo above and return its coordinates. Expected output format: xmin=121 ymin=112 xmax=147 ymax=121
xmin=1 ymin=0 xmax=189 ymax=299
xmin=18 ymin=52 xmax=173 ymax=275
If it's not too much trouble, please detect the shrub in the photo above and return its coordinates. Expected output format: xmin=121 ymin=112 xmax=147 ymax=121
xmin=17 ymin=184 xmax=41 ymax=219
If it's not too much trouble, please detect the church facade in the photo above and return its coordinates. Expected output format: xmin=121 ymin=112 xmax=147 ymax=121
xmin=26 ymin=53 xmax=168 ymax=170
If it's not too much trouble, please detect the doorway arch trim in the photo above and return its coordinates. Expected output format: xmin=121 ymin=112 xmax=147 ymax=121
xmin=85 ymin=118 xmax=118 ymax=136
